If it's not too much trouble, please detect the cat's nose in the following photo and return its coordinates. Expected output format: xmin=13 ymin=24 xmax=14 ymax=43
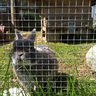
xmin=18 ymin=53 xmax=23 ymax=57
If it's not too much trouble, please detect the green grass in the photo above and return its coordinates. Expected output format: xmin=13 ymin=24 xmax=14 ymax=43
xmin=0 ymin=31 xmax=96 ymax=95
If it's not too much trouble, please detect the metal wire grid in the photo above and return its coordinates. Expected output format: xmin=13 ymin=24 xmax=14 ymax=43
xmin=0 ymin=0 xmax=96 ymax=95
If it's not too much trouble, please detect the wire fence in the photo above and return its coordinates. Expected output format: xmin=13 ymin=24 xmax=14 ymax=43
xmin=0 ymin=0 xmax=96 ymax=95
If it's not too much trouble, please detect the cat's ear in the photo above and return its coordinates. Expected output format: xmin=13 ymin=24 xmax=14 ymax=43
xmin=27 ymin=28 xmax=36 ymax=42
xmin=15 ymin=29 xmax=23 ymax=40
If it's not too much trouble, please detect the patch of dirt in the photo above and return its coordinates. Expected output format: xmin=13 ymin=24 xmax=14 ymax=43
xmin=58 ymin=63 xmax=92 ymax=79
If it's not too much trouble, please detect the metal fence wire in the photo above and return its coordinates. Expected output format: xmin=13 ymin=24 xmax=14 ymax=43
xmin=0 ymin=0 xmax=96 ymax=95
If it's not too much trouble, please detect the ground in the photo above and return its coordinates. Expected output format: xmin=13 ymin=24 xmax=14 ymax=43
xmin=0 ymin=31 xmax=93 ymax=80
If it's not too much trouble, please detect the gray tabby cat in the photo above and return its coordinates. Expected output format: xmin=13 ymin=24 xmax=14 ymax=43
xmin=9 ymin=29 xmax=58 ymax=94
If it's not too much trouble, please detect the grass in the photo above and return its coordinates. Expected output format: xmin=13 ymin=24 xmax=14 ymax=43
xmin=0 ymin=31 xmax=96 ymax=95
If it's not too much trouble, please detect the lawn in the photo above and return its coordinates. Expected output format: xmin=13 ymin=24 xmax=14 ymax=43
xmin=0 ymin=31 xmax=96 ymax=95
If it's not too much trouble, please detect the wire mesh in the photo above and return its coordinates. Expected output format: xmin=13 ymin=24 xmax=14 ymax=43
xmin=0 ymin=0 xmax=96 ymax=95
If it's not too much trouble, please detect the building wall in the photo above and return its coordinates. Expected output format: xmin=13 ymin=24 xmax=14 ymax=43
xmin=40 ymin=0 xmax=93 ymax=41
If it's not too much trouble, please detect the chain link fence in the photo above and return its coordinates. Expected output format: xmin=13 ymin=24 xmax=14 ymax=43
xmin=0 ymin=0 xmax=96 ymax=95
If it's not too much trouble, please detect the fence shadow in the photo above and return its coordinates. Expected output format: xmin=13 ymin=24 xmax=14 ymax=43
xmin=59 ymin=31 xmax=96 ymax=44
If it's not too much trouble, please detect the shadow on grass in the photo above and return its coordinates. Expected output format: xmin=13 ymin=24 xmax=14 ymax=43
xmin=36 ymin=73 xmax=78 ymax=96
xmin=59 ymin=32 xmax=96 ymax=44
